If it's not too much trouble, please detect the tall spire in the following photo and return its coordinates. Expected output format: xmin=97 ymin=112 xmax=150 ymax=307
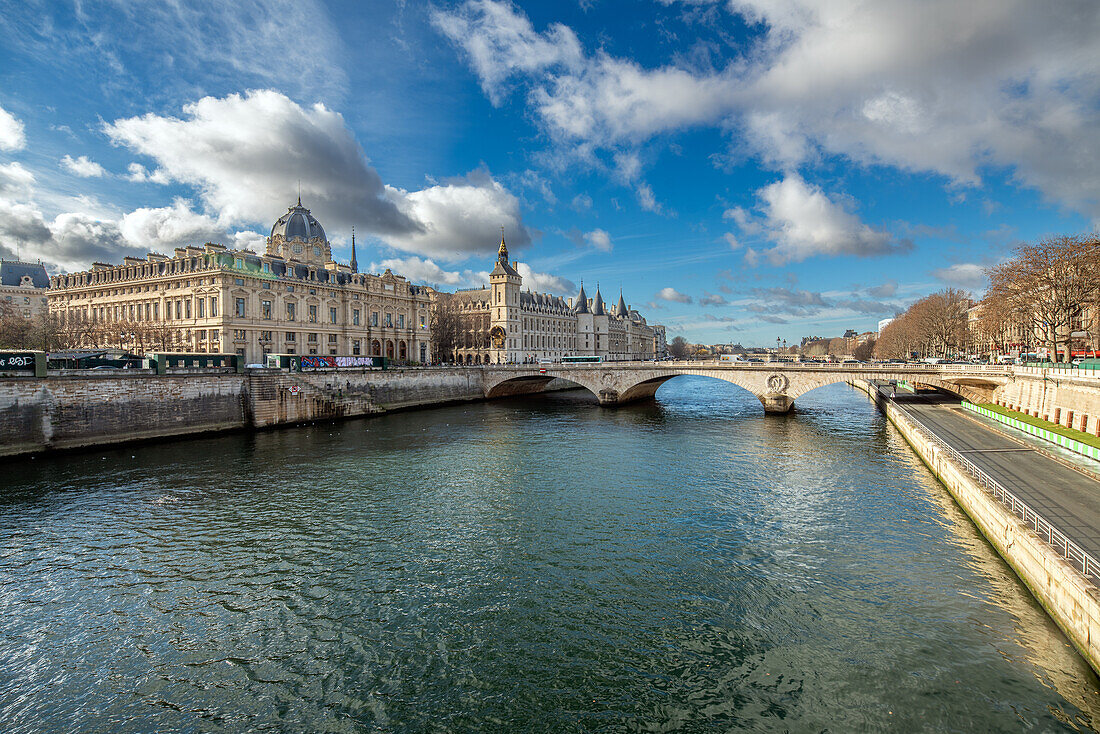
xmin=350 ymin=226 xmax=358 ymax=273
xmin=616 ymin=287 xmax=628 ymax=317
xmin=497 ymin=225 xmax=508 ymax=264
xmin=297 ymin=180 xmax=302 ymax=207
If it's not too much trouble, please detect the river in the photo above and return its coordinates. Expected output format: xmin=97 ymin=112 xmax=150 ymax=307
xmin=1 ymin=377 xmax=1097 ymax=732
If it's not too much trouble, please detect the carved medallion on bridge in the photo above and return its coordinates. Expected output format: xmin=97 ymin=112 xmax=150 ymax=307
xmin=601 ymin=370 xmax=615 ymax=387
xmin=766 ymin=373 xmax=789 ymax=393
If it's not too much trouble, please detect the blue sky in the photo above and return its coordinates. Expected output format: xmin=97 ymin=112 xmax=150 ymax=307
xmin=1 ymin=1 xmax=1097 ymax=345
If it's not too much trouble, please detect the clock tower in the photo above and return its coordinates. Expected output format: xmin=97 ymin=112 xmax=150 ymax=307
xmin=488 ymin=229 xmax=522 ymax=364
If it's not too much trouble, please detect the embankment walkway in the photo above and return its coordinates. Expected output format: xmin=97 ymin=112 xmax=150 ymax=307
xmin=890 ymin=388 xmax=1100 ymax=565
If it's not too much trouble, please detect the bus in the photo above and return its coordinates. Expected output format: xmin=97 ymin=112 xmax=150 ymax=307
xmin=561 ymin=355 xmax=604 ymax=364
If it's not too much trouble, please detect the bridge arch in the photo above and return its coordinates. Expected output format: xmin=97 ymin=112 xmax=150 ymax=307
xmin=482 ymin=364 xmax=1008 ymax=413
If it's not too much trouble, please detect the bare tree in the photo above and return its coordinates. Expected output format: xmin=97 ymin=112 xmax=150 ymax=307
xmin=986 ymin=235 xmax=1100 ymax=362
xmin=852 ymin=338 xmax=876 ymax=361
xmin=668 ymin=335 xmax=688 ymax=359
xmin=429 ymin=295 xmax=462 ymax=364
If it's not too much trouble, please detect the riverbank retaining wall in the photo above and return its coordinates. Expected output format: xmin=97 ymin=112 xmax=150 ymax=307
xmin=852 ymin=379 xmax=1100 ymax=675
xmin=0 ymin=370 xmax=581 ymax=457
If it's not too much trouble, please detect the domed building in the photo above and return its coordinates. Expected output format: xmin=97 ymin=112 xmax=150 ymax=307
xmin=267 ymin=198 xmax=332 ymax=265
xmin=48 ymin=198 xmax=431 ymax=364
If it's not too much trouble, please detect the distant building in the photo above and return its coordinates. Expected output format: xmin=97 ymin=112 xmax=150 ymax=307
xmin=0 ymin=260 xmax=49 ymax=319
xmin=434 ymin=234 xmax=663 ymax=364
xmin=47 ymin=199 xmax=432 ymax=363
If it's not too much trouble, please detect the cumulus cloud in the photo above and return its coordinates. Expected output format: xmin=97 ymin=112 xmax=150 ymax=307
xmin=933 ymin=262 xmax=987 ymax=290
xmin=0 ymin=106 xmax=25 ymax=151
xmin=430 ymin=0 xmax=583 ymax=105
xmin=516 ymin=262 xmax=575 ymax=294
xmin=104 ymin=90 xmax=530 ymax=261
xmin=368 ymin=256 xmax=573 ymax=295
xmin=60 ymin=155 xmax=107 ymax=178
xmin=723 ymin=232 xmax=740 ymax=249
xmin=752 ymin=175 xmax=910 ymax=264
xmin=126 ymin=163 xmax=170 ymax=184
xmin=700 ymin=292 xmax=728 ymax=306
xmin=436 ymin=0 xmax=1100 ymax=220
xmin=656 ymin=286 xmax=692 ymax=303
xmin=868 ymin=280 xmax=898 ymax=298
xmin=383 ymin=170 xmax=531 ymax=260
xmin=118 ymin=200 xmax=226 ymax=251
xmin=373 ymin=256 xmax=470 ymax=287
xmin=583 ymin=228 xmax=612 ymax=252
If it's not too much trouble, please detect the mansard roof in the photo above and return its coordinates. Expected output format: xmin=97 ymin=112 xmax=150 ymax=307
xmin=0 ymin=260 xmax=49 ymax=288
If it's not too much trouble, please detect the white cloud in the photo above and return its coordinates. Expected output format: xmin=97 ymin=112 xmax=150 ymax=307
xmin=754 ymin=175 xmax=909 ymax=264
xmin=126 ymin=163 xmax=170 ymax=184
xmin=723 ymin=232 xmax=741 ymax=249
xmin=60 ymin=155 xmax=107 ymax=178
xmin=932 ymin=262 xmax=987 ymax=291
xmin=383 ymin=170 xmax=530 ymax=260
xmin=515 ymin=262 xmax=575 ymax=294
xmin=700 ymin=292 xmax=728 ymax=306
xmin=104 ymin=90 xmax=530 ymax=261
xmin=583 ymin=228 xmax=612 ymax=252
xmin=656 ymin=286 xmax=692 ymax=303
xmin=118 ymin=199 xmax=226 ymax=251
xmin=636 ymin=183 xmax=661 ymax=212
xmin=0 ymin=106 xmax=25 ymax=151
xmin=0 ymin=162 xmax=35 ymax=196
xmin=430 ymin=0 xmax=583 ymax=105
xmin=437 ymin=0 xmax=1100 ymax=220
xmin=373 ymin=256 xmax=468 ymax=287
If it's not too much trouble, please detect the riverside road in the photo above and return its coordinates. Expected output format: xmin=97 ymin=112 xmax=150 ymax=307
xmin=882 ymin=385 xmax=1100 ymax=564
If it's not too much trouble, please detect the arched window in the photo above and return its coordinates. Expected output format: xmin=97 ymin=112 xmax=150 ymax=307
xmin=399 ymin=341 xmax=407 ymax=360
xmin=371 ymin=339 xmax=381 ymax=356
xmin=385 ymin=340 xmax=395 ymax=358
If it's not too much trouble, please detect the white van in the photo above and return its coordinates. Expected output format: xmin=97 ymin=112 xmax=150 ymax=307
xmin=537 ymin=358 xmax=554 ymax=365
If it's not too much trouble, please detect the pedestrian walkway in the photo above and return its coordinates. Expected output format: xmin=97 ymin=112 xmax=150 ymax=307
xmin=873 ymin=383 xmax=1100 ymax=564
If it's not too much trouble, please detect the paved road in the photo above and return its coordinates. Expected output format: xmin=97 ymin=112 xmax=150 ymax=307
xmin=883 ymin=387 xmax=1100 ymax=563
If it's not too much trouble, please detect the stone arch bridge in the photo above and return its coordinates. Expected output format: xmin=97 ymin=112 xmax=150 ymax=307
xmin=480 ymin=362 xmax=1065 ymax=414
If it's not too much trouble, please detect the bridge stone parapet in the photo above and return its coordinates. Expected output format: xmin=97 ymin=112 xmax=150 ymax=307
xmin=480 ymin=361 xmax=1100 ymax=417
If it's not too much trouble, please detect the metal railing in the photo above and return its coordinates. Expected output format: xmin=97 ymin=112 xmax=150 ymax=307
xmin=886 ymin=391 xmax=1100 ymax=582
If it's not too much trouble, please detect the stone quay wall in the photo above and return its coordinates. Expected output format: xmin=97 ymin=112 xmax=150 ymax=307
xmin=0 ymin=369 xmax=581 ymax=458
xmin=0 ymin=369 xmax=249 ymax=457
xmin=852 ymin=379 xmax=1100 ymax=676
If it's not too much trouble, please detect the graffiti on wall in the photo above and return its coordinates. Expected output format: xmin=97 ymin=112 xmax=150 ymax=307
xmin=300 ymin=355 xmax=379 ymax=370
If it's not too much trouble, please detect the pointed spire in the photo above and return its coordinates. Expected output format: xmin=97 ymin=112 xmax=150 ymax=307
xmin=592 ymin=282 xmax=606 ymax=316
xmin=297 ymin=180 xmax=302 ymax=207
xmin=350 ymin=226 xmax=358 ymax=273
xmin=574 ymin=280 xmax=589 ymax=314
xmin=498 ymin=225 xmax=508 ymax=264
xmin=616 ymin=288 xmax=628 ymax=317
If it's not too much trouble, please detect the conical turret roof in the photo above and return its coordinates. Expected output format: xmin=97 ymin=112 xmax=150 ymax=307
xmin=592 ymin=285 xmax=606 ymax=316
xmin=574 ymin=282 xmax=589 ymax=314
xmin=615 ymin=290 xmax=628 ymax=316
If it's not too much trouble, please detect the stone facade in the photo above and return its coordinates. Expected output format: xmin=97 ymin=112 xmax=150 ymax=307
xmin=437 ymin=234 xmax=663 ymax=364
xmin=46 ymin=201 xmax=432 ymax=364
xmin=0 ymin=260 xmax=49 ymax=319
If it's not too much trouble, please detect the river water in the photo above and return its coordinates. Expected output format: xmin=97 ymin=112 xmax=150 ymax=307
xmin=1 ymin=377 xmax=1098 ymax=732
